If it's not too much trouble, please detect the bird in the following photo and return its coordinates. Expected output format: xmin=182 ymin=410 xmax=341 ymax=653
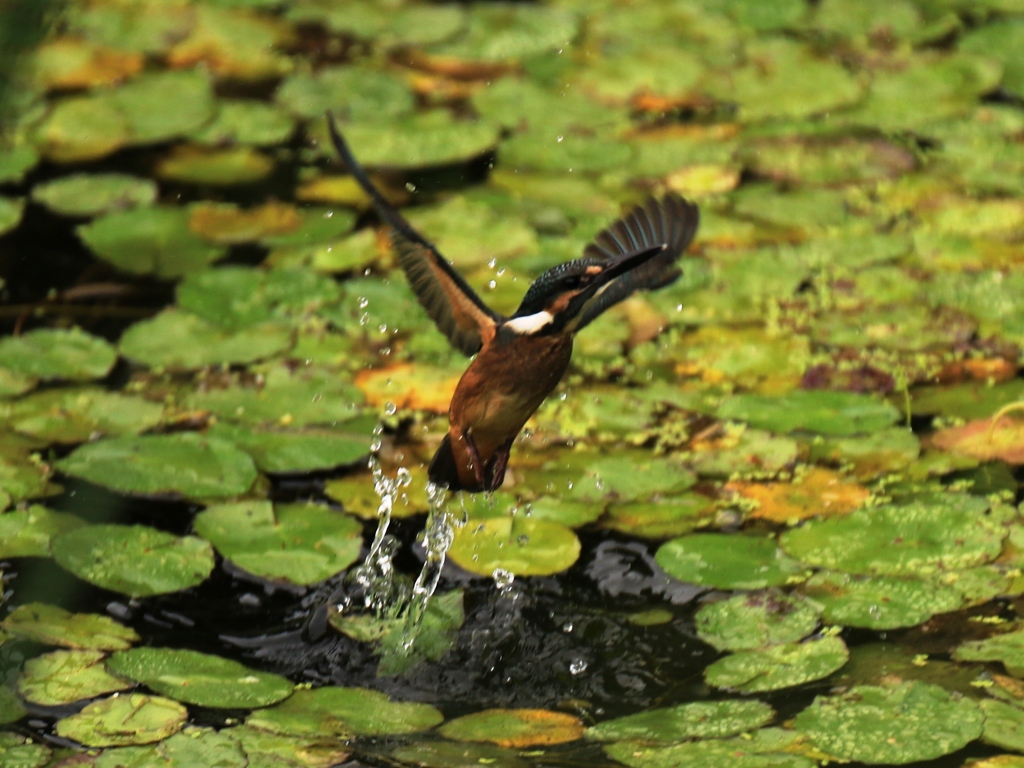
xmin=326 ymin=114 xmax=699 ymax=493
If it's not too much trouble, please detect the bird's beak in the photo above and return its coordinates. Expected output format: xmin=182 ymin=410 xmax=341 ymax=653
xmin=590 ymin=243 xmax=667 ymax=291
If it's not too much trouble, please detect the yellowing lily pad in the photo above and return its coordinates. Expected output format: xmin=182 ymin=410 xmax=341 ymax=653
xmin=586 ymin=700 xmax=775 ymax=743
xmin=695 ymin=589 xmax=822 ymax=652
xmin=602 ymin=493 xmax=717 ymax=539
xmin=106 ymin=647 xmax=293 ymax=708
xmin=34 ymin=37 xmax=142 ymax=90
xmin=155 ymin=145 xmax=274 ymax=186
xmin=55 ymin=693 xmax=187 ymax=747
xmin=707 ymin=636 xmax=849 ymax=694
xmin=728 ymin=467 xmax=869 ymax=524
xmin=930 ymin=416 xmax=1024 ymax=465
xmin=0 ymin=327 xmax=117 ymax=382
xmin=246 ymin=686 xmax=442 ymax=737
xmin=439 ymin=708 xmax=583 ymax=748
xmin=656 ymin=534 xmax=808 ymax=590
xmin=78 ymin=207 xmax=227 ymax=278
xmin=52 ymin=524 xmax=215 ymax=597
xmin=56 ymin=432 xmax=258 ymax=499
xmin=165 ymin=5 xmax=292 ymax=81
xmin=18 ymin=649 xmax=131 ymax=706
xmin=187 ymin=202 xmax=302 ymax=245
xmin=355 ymin=364 xmax=461 ymax=413
xmin=1 ymin=603 xmax=139 ymax=650
xmin=119 ymin=309 xmax=293 ymax=369
xmin=448 ymin=517 xmax=581 ymax=577
xmin=193 ymin=500 xmax=362 ymax=585
xmin=779 ymin=493 xmax=1004 ymax=576
xmin=792 ymin=680 xmax=983 ymax=764
xmin=31 ymin=173 xmax=157 ymax=218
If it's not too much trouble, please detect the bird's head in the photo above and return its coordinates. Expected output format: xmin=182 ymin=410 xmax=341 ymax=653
xmin=504 ymin=244 xmax=667 ymax=336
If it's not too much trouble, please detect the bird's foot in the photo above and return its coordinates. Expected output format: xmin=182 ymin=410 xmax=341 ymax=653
xmin=485 ymin=440 xmax=513 ymax=492
xmin=463 ymin=431 xmax=487 ymax=489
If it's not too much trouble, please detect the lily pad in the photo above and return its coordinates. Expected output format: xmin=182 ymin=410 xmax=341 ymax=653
xmin=106 ymin=647 xmax=293 ymax=709
xmin=18 ymin=649 xmax=131 ymax=706
xmin=0 ymin=327 xmax=117 ymax=382
xmin=92 ymin=727 xmax=249 ymax=768
xmin=194 ymin=500 xmax=362 ymax=585
xmin=439 ymin=708 xmax=584 ymax=748
xmin=695 ymin=590 xmax=822 ymax=652
xmin=0 ymin=455 xmax=51 ymax=505
xmin=78 ymin=207 xmax=227 ymax=278
xmin=165 ymin=5 xmax=291 ymax=81
xmin=4 ymin=387 xmax=164 ymax=443
xmin=0 ymin=505 xmax=85 ymax=558
xmin=247 ymin=686 xmax=442 ymax=737
xmin=390 ymin=739 xmax=528 ymax=768
xmin=57 ymin=432 xmax=258 ymax=499
xmin=792 ymin=680 xmax=984 ymax=764
xmin=801 ymin=571 xmax=963 ymax=630
xmin=275 ymin=66 xmax=414 ymax=121
xmin=209 ymin=420 xmax=371 ymax=474
xmin=0 ymin=196 xmax=24 ymax=235
xmin=565 ymin=452 xmax=696 ymax=503
xmin=586 ymin=700 xmax=775 ymax=743
xmin=108 ymin=68 xmax=217 ymax=144
xmin=1 ymin=603 xmax=139 ymax=650
xmin=0 ymin=733 xmax=47 ymax=765
xmin=423 ymin=4 xmax=578 ymax=63
xmin=0 ymin=144 xmax=39 ymax=184
xmin=717 ymin=390 xmax=902 ymax=436
xmin=55 ymin=693 xmax=187 ymax=747
xmin=730 ymin=467 xmax=869 ymax=524
xmin=30 ymin=173 xmax=157 ymax=217
xmin=980 ymin=698 xmax=1024 ymax=752
xmin=704 ymin=636 xmax=849 ymax=693
xmin=931 ymin=416 xmax=1024 ymax=465
xmin=189 ymin=99 xmax=295 ymax=146
xmin=52 ymin=524 xmax=215 ymax=597
xmin=779 ymin=493 xmax=1004 ymax=576
xmin=687 ymin=427 xmax=799 ymax=478
xmin=655 ymin=534 xmax=808 ymax=590
xmin=602 ymin=493 xmax=718 ymax=539
xmin=447 ymin=517 xmax=581 ymax=577
xmin=227 ymin=725 xmax=351 ymax=768
xmin=954 ymin=625 xmax=1024 ymax=676
xmin=961 ymin=20 xmax=1024 ymax=99
xmin=187 ymin=201 xmax=302 ymax=245
xmin=119 ymin=309 xmax=293 ymax=369
xmin=155 ymin=145 xmax=275 ymax=186
xmin=603 ymin=728 xmax=815 ymax=768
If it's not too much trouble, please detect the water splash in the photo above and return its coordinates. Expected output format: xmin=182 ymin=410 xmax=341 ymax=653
xmin=400 ymin=481 xmax=454 ymax=644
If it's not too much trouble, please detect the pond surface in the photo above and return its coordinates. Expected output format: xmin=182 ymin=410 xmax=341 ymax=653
xmin=1 ymin=0 xmax=1024 ymax=766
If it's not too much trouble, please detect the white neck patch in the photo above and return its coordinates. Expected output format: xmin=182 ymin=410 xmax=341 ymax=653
xmin=505 ymin=310 xmax=555 ymax=335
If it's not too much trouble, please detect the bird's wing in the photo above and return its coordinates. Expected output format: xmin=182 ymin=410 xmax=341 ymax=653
xmin=574 ymin=194 xmax=699 ymax=332
xmin=326 ymin=113 xmax=502 ymax=356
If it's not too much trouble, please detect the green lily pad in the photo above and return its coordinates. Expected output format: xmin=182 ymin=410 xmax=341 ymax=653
xmin=961 ymin=20 xmax=1024 ymax=99
xmin=92 ymin=727 xmax=249 ymax=768
xmin=792 ymin=680 xmax=984 ymax=764
xmin=0 ymin=144 xmax=39 ymax=184
xmin=565 ymin=452 xmax=696 ymax=504
xmin=980 ymin=698 xmax=1024 ymax=752
xmin=18 ymin=649 xmax=131 ymax=706
xmin=655 ymin=534 xmax=808 ymax=590
xmin=438 ymin=708 xmax=584 ymax=748
xmin=0 ymin=368 xmax=36 ymax=398
xmin=573 ymin=46 xmax=704 ymax=106
xmin=814 ymin=0 xmax=923 ymax=40
xmin=30 ymin=173 xmax=157 ymax=217
xmin=779 ymin=493 xmax=1004 ymax=576
xmin=287 ymin=1 xmax=463 ymax=47
xmin=176 ymin=266 xmax=341 ymax=330
xmin=110 ymin=68 xmax=216 ymax=143
xmin=155 ymin=145 xmax=275 ymax=186
xmin=209 ymin=419 xmax=371 ymax=474
xmin=332 ymin=589 xmax=464 ymax=676
xmin=189 ymin=99 xmax=295 ymax=147
xmin=166 ymin=5 xmax=291 ymax=82
xmin=0 ymin=455 xmax=51 ymax=505
xmin=695 ymin=589 xmax=822 ymax=652
xmin=106 ymin=647 xmax=293 ymax=709
xmin=4 ymin=388 xmax=164 ymax=443
xmin=276 ymin=66 xmax=413 ymax=121
xmin=704 ymin=635 xmax=849 ymax=693
xmin=247 ymin=686 xmax=442 ymax=737
xmin=806 ymin=427 xmax=920 ymax=481
xmin=801 ymin=571 xmax=963 ymax=630
xmin=602 ymin=493 xmax=718 ymax=539
xmin=424 ymin=4 xmax=578 ymax=63
xmin=78 ymin=207 xmax=227 ymax=278
xmin=717 ymin=390 xmax=902 ymax=436
xmin=227 ymin=724 xmax=351 ymax=768
xmin=0 ymin=505 xmax=85 ymax=558
xmin=954 ymin=625 xmax=1024 ymax=675
xmin=258 ymin=206 xmax=356 ymax=248
xmin=390 ymin=739 xmax=528 ymax=768
xmin=194 ymin=500 xmax=362 ymax=585
xmin=1 ymin=603 xmax=139 ymax=650
xmin=707 ymin=37 xmax=863 ymax=122
xmin=687 ymin=427 xmax=799 ymax=478
xmin=586 ymin=700 xmax=775 ymax=743
xmin=447 ymin=517 xmax=581 ymax=577
xmin=743 ymin=135 xmax=915 ymax=186
xmin=55 ymin=693 xmax=187 ymax=747
xmin=842 ymin=52 xmax=1001 ymax=132
xmin=0 ymin=327 xmax=117 ymax=382
xmin=119 ymin=309 xmax=293 ymax=369
xmin=34 ymin=95 xmax=131 ymax=162
xmin=69 ymin=3 xmax=196 ymax=55
xmin=319 ymin=115 xmax=499 ymax=169
xmin=909 ymin=378 xmax=1024 ymax=421
xmin=0 ymin=196 xmax=24 ymax=235
xmin=52 ymin=524 xmax=215 ymax=597
xmin=57 ymin=432 xmax=258 ymax=500
xmin=603 ymin=728 xmax=815 ymax=768
xmin=0 ymin=733 xmax=48 ymax=765
xmin=501 ymin=131 xmax=634 ymax=175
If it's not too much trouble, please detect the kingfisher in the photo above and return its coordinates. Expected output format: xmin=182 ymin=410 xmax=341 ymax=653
xmin=327 ymin=114 xmax=699 ymax=493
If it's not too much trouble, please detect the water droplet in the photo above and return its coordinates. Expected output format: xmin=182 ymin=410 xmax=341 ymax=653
xmin=487 ymin=258 xmax=497 ymax=269
xmin=359 ymin=312 xmax=370 ymax=326
xmin=384 ymin=401 xmax=398 ymax=416
xmin=569 ymin=659 xmax=588 ymax=675
xmin=488 ymin=280 xmax=497 ymax=289
xmin=557 ymin=135 xmax=564 ymax=143
xmin=517 ymin=534 xmax=529 ymax=546
xmin=323 ymin=210 xmax=333 ymax=219
xmin=562 ymin=621 xmax=573 ymax=633
xmin=406 ymin=182 xmax=417 ymax=192
xmin=378 ymin=323 xmax=388 ymax=334
xmin=492 ymin=568 xmax=515 ymax=590
xmin=311 ymin=392 xmax=322 ymax=403
xmin=358 ymin=296 xmax=369 ymax=309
